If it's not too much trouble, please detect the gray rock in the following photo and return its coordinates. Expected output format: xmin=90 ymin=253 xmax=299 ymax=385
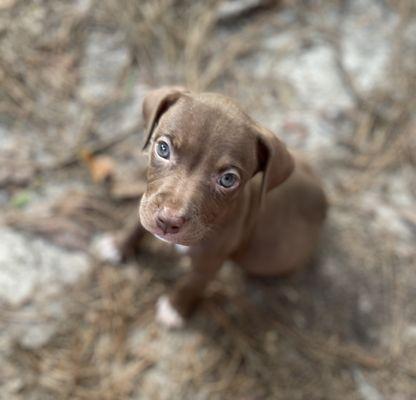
xmin=95 ymin=83 xmax=148 ymax=140
xmin=79 ymin=31 xmax=130 ymax=104
xmin=353 ymin=369 xmax=384 ymax=400
xmin=0 ymin=228 xmax=89 ymax=307
xmin=0 ymin=228 xmax=89 ymax=351
xmin=341 ymin=0 xmax=398 ymax=92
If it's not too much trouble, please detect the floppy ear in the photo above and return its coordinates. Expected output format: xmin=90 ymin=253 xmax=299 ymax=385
xmin=142 ymin=86 xmax=188 ymax=150
xmin=256 ymin=126 xmax=294 ymax=204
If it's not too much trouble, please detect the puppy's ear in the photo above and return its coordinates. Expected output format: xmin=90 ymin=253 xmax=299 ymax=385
xmin=256 ymin=126 xmax=294 ymax=204
xmin=142 ymin=86 xmax=187 ymax=150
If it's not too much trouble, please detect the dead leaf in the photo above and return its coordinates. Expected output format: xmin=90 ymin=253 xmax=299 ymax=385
xmin=81 ymin=149 xmax=116 ymax=184
xmin=110 ymin=181 xmax=146 ymax=200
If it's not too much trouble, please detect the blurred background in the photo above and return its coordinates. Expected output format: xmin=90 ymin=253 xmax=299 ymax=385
xmin=0 ymin=0 xmax=415 ymax=399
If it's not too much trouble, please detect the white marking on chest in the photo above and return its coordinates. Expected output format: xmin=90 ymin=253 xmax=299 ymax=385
xmin=154 ymin=234 xmax=189 ymax=254
xmin=174 ymin=244 xmax=189 ymax=254
xmin=154 ymin=234 xmax=170 ymax=243
xmin=156 ymin=296 xmax=184 ymax=328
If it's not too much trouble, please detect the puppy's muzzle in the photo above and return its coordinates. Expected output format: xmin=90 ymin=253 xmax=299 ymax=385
xmin=156 ymin=207 xmax=188 ymax=234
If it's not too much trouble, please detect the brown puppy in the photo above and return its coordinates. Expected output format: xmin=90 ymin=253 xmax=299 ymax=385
xmin=111 ymin=86 xmax=328 ymax=327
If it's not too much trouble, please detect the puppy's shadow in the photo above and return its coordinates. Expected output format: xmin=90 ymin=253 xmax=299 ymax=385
xmin=136 ymin=225 xmax=386 ymax=353
xmin=191 ymin=244 xmax=386 ymax=354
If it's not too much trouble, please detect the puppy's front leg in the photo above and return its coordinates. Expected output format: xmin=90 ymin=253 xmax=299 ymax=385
xmin=156 ymin=254 xmax=224 ymax=328
xmin=93 ymin=219 xmax=146 ymax=264
xmin=118 ymin=222 xmax=146 ymax=261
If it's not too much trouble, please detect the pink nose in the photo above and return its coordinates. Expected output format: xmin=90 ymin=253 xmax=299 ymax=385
xmin=156 ymin=208 xmax=186 ymax=234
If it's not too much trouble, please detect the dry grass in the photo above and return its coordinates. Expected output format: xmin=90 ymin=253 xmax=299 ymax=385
xmin=1 ymin=0 xmax=415 ymax=399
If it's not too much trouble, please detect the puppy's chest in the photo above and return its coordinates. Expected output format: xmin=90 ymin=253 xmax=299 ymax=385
xmin=174 ymin=244 xmax=190 ymax=255
xmin=154 ymin=234 xmax=190 ymax=254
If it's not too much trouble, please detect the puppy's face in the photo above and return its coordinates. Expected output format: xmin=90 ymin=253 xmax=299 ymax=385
xmin=138 ymin=89 xmax=294 ymax=246
xmin=139 ymin=96 xmax=258 ymax=245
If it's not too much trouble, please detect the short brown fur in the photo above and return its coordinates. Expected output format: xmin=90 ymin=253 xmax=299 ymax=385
xmin=121 ymin=86 xmax=328 ymax=319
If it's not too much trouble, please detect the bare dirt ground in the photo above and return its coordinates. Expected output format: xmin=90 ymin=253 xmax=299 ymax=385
xmin=0 ymin=0 xmax=415 ymax=399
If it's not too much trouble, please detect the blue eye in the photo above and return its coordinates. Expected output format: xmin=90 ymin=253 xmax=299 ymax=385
xmin=219 ymin=172 xmax=238 ymax=188
xmin=156 ymin=140 xmax=170 ymax=159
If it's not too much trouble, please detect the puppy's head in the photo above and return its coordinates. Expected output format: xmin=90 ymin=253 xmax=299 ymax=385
xmin=139 ymin=87 xmax=294 ymax=245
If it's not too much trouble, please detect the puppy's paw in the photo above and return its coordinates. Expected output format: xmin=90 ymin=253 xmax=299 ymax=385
xmin=156 ymin=296 xmax=184 ymax=329
xmin=91 ymin=234 xmax=122 ymax=264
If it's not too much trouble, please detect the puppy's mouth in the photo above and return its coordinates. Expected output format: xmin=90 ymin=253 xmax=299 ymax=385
xmin=148 ymin=225 xmax=206 ymax=246
xmin=150 ymin=231 xmax=194 ymax=246
xmin=139 ymin=198 xmax=207 ymax=245
xmin=152 ymin=229 xmax=181 ymax=244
